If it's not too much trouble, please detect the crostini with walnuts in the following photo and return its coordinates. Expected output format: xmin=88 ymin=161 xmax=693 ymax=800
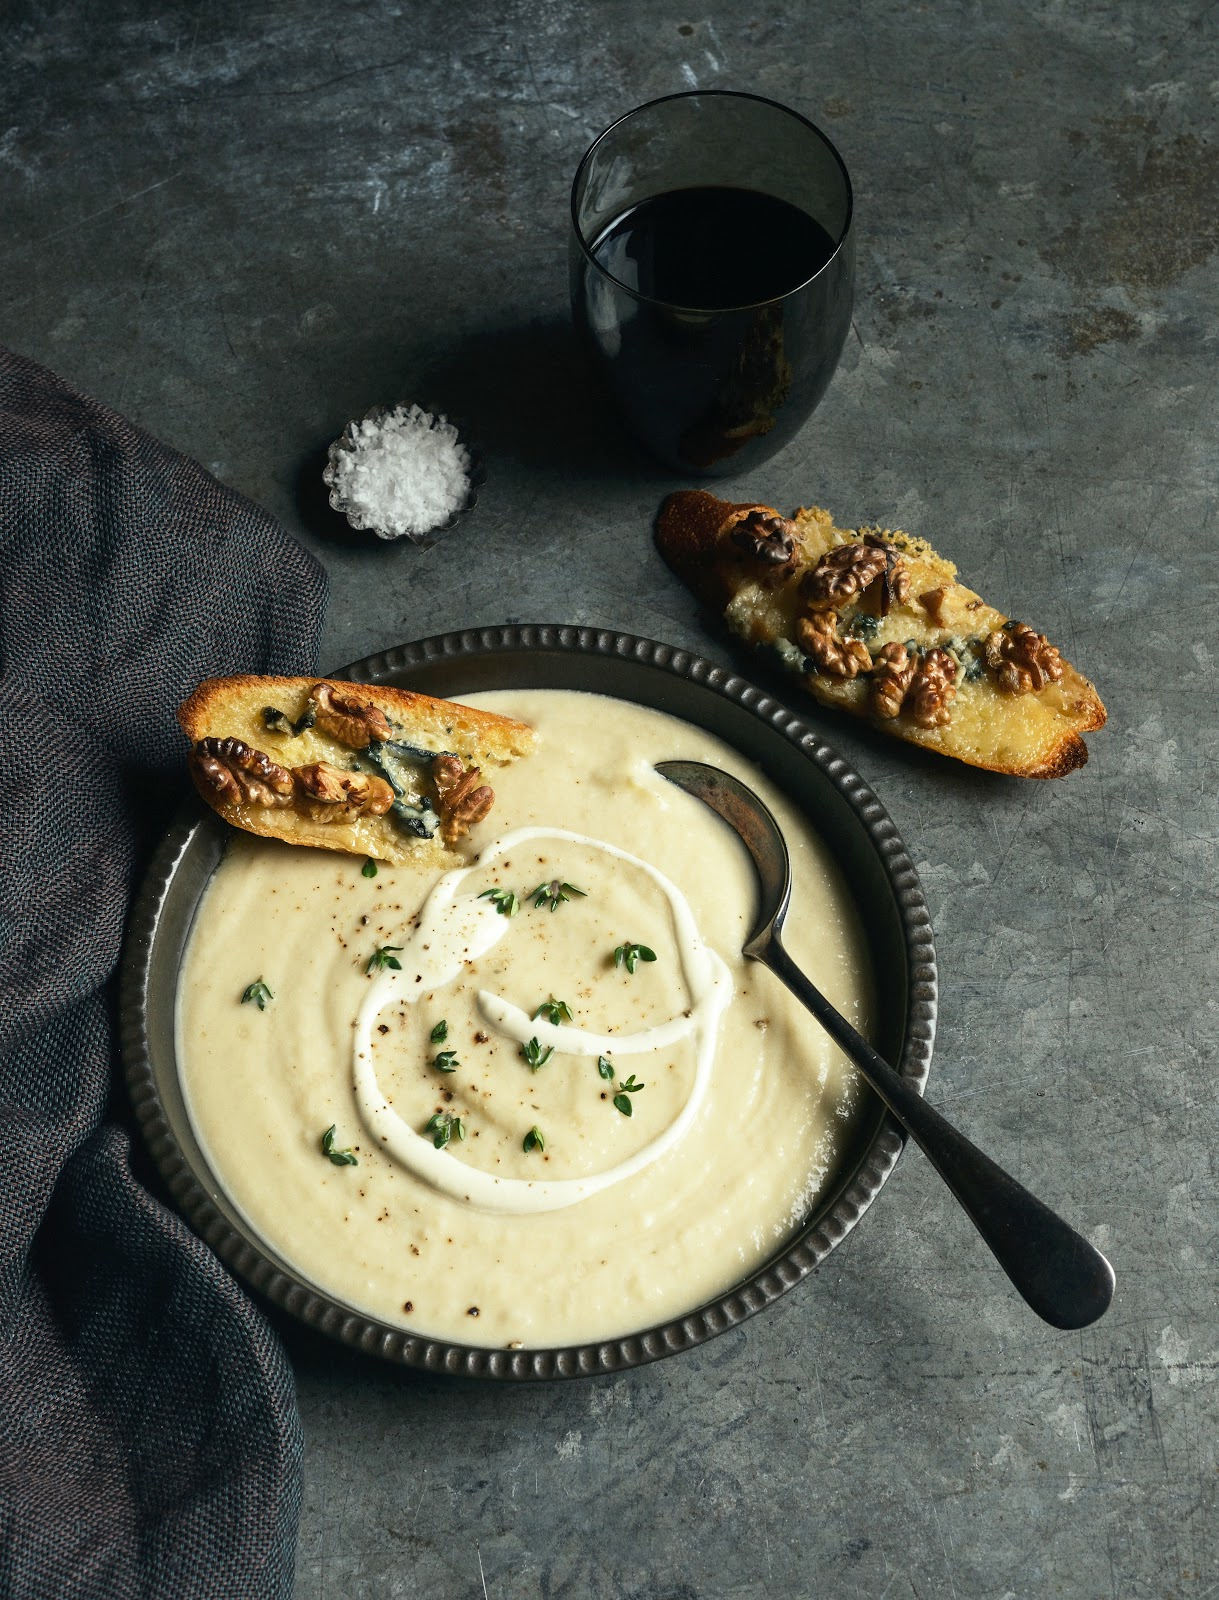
xmin=655 ymin=490 xmax=1105 ymax=777
xmin=179 ymin=675 xmax=536 ymax=863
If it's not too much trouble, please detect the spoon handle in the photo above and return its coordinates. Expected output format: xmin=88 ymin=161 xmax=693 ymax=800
xmin=760 ymin=936 xmax=1114 ymax=1329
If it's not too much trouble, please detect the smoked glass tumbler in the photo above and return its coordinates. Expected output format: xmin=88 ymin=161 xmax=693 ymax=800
xmin=569 ymin=90 xmax=855 ymax=476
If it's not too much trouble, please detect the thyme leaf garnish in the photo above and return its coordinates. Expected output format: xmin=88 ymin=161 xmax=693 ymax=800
xmin=320 ymin=1124 xmax=358 ymax=1165
xmin=597 ymin=1056 xmax=615 ymax=1082
xmin=533 ymin=997 xmax=573 ymax=1026
xmin=366 ymin=944 xmax=404 ymax=974
xmin=521 ymin=1037 xmax=554 ymax=1071
xmin=612 ymin=1075 xmax=646 ymax=1117
xmin=362 ymin=858 xmax=378 ymax=878
xmin=613 ymin=941 xmax=657 ymax=976
xmin=530 ymin=879 xmax=587 ymax=912
xmin=425 ymin=1111 xmax=466 ymax=1150
xmin=240 ymin=978 xmax=273 ymax=1011
xmin=432 ymin=1050 xmax=459 ymax=1074
xmin=430 ymin=1019 xmax=448 ymax=1044
xmin=479 ymin=887 xmax=520 ymax=917
xmin=523 ymin=1125 xmax=545 ymax=1154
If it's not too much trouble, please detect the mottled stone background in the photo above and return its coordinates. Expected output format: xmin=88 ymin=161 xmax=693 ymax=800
xmin=4 ymin=1 xmax=1216 ymax=1595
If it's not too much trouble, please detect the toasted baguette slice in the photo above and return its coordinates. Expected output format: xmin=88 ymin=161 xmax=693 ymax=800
xmin=179 ymin=675 xmax=535 ymax=864
xmin=656 ymin=491 xmax=1105 ymax=778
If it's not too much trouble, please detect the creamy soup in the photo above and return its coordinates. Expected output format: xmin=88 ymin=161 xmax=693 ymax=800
xmin=176 ymin=690 xmax=872 ymax=1348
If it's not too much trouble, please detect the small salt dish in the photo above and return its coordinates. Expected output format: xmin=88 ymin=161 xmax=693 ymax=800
xmin=323 ymin=403 xmax=484 ymax=546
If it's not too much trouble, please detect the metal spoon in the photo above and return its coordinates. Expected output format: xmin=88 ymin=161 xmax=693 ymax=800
xmin=656 ymin=759 xmax=1115 ymax=1330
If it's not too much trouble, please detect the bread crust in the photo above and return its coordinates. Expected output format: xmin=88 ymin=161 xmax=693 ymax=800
xmin=179 ymin=674 xmax=535 ymax=863
xmin=650 ymin=491 xmax=776 ymax=610
xmin=656 ymin=490 xmax=1106 ymax=780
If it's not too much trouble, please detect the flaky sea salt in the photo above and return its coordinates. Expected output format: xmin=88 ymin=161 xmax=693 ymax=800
xmin=327 ymin=404 xmax=472 ymax=540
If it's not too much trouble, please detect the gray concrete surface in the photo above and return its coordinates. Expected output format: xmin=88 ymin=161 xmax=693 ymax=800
xmin=4 ymin=1 xmax=1217 ymax=1595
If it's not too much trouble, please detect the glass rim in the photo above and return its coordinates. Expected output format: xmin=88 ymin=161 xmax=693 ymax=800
xmin=570 ymin=89 xmax=855 ymax=315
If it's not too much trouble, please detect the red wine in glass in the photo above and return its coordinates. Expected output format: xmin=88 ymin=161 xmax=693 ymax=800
xmin=590 ymin=187 xmax=836 ymax=311
xmin=570 ymin=94 xmax=854 ymax=476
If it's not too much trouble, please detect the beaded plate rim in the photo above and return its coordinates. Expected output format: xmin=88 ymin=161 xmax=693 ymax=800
xmin=120 ymin=624 xmax=937 ymax=1381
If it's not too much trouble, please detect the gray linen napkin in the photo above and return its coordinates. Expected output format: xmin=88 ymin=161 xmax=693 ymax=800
xmin=0 ymin=347 xmax=327 ymax=1598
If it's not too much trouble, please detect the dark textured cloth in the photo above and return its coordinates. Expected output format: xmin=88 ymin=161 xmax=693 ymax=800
xmin=0 ymin=348 xmax=327 ymax=1598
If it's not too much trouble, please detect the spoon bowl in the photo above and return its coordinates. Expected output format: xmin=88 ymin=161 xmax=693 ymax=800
xmin=656 ymin=758 xmax=1115 ymax=1331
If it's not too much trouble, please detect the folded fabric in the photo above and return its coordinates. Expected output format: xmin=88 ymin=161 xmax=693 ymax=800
xmin=0 ymin=348 xmax=328 ymax=1599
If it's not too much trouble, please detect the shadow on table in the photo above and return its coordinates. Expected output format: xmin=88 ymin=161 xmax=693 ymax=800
xmin=293 ymin=318 xmax=667 ymax=546
xmin=268 ymin=1305 xmax=544 ymax=1405
xmin=415 ymin=317 xmax=659 ymax=481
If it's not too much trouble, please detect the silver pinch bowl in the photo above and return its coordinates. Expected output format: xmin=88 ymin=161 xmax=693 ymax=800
xmin=656 ymin=759 xmax=1116 ymax=1330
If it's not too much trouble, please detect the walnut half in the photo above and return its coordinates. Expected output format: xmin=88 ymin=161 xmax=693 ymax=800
xmin=869 ymin=644 xmax=958 ymax=727
xmin=730 ymin=509 xmax=798 ymax=571
xmin=432 ymin=755 xmax=494 ymax=844
xmin=795 ymin=610 xmax=873 ymax=680
xmin=307 ymin=682 xmax=393 ymax=748
xmin=870 ymin=642 xmax=917 ymax=719
xmin=801 ymin=542 xmax=888 ymax=609
xmin=802 ymin=537 xmax=910 ymax=616
xmin=191 ymin=738 xmax=295 ymax=808
xmin=906 ymin=647 xmax=959 ymax=728
xmin=984 ymin=622 xmax=1065 ymax=694
xmin=293 ymin=762 xmax=394 ymax=822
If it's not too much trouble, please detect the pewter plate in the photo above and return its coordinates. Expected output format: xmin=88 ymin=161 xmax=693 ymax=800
xmin=121 ymin=625 xmax=936 ymax=1380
